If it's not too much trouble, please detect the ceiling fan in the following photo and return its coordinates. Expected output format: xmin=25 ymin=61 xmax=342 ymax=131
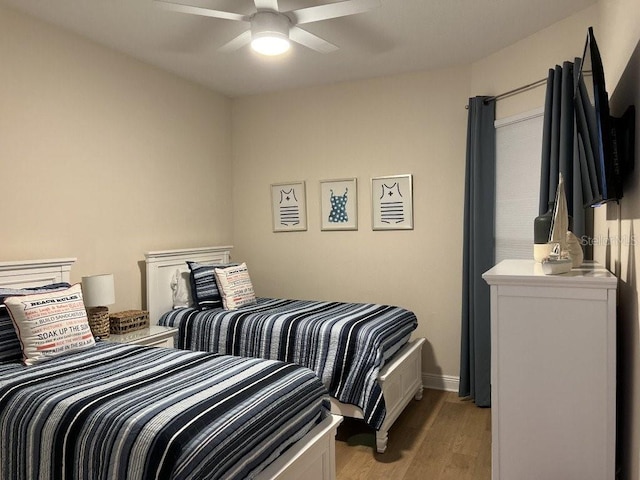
xmin=154 ymin=0 xmax=381 ymax=56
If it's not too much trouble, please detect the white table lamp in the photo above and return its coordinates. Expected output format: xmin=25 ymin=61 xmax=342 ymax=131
xmin=82 ymin=273 xmax=115 ymax=339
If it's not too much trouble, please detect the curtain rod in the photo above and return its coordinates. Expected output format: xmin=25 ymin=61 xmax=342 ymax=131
xmin=465 ymin=77 xmax=548 ymax=109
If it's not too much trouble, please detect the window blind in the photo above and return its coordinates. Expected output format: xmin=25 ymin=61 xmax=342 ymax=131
xmin=495 ymin=108 xmax=544 ymax=263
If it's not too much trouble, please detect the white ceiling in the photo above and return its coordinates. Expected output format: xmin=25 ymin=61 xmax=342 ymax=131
xmin=1 ymin=0 xmax=596 ymax=97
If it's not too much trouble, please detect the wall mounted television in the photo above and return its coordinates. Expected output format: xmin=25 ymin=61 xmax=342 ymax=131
xmin=575 ymin=26 xmax=635 ymax=207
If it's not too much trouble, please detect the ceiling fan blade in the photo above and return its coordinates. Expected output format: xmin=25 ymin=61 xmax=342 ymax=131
xmin=289 ymin=0 xmax=380 ymax=25
xmin=218 ymin=30 xmax=252 ymax=52
xmin=289 ymin=26 xmax=338 ymax=53
xmin=154 ymin=0 xmax=250 ymax=22
xmin=254 ymin=0 xmax=279 ymax=12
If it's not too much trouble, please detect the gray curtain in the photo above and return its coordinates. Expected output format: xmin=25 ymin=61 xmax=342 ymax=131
xmin=539 ymin=60 xmax=590 ymax=241
xmin=459 ymin=96 xmax=495 ymax=407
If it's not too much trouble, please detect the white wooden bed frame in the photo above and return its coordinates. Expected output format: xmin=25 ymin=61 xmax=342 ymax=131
xmin=0 ymin=257 xmax=341 ymax=480
xmin=144 ymin=246 xmax=425 ymax=453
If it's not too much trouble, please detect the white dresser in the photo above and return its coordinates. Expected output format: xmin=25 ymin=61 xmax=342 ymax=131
xmin=483 ymin=260 xmax=617 ymax=480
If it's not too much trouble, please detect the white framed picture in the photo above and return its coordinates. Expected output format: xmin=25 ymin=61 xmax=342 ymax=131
xmin=371 ymin=174 xmax=414 ymax=230
xmin=320 ymin=178 xmax=358 ymax=231
xmin=270 ymin=181 xmax=307 ymax=232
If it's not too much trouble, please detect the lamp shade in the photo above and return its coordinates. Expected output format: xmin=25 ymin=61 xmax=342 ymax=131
xmin=82 ymin=274 xmax=115 ymax=307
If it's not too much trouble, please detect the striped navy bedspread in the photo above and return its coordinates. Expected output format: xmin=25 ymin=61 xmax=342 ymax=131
xmin=158 ymin=297 xmax=418 ymax=430
xmin=0 ymin=341 xmax=328 ymax=480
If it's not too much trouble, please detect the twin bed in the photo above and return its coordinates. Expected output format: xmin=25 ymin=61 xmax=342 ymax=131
xmin=145 ymin=246 xmax=425 ymax=454
xmin=0 ymin=258 xmax=341 ymax=480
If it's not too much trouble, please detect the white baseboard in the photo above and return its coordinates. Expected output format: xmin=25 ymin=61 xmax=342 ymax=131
xmin=422 ymin=373 xmax=459 ymax=393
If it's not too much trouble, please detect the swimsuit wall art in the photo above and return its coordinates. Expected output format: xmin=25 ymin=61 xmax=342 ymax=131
xmin=278 ymin=188 xmax=301 ymax=226
xmin=328 ymin=188 xmax=349 ymax=223
xmin=379 ymin=182 xmax=405 ymax=224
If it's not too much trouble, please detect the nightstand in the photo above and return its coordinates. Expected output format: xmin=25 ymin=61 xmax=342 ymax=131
xmin=103 ymin=325 xmax=178 ymax=348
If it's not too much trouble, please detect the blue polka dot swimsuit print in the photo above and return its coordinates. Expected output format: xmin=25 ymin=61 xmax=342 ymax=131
xmin=328 ymin=188 xmax=349 ymax=223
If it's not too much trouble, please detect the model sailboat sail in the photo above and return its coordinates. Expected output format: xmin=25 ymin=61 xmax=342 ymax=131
xmin=542 ymin=173 xmax=572 ymax=274
xmin=549 ymin=173 xmax=569 ymax=254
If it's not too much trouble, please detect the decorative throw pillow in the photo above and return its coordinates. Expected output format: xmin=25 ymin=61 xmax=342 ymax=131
xmin=3 ymin=284 xmax=95 ymax=365
xmin=0 ymin=283 xmax=72 ymax=363
xmin=0 ymin=309 xmax=22 ymax=363
xmin=187 ymin=261 xmax=235 ymax=310
xmin=213 ymin=263 xmax=257 ymax=310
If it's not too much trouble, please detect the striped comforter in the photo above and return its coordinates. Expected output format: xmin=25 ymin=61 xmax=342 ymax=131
xmin=158 ymin=298 xmax=418 ymax=430
xmin=0 ymin=342 xmax=328 ymax=480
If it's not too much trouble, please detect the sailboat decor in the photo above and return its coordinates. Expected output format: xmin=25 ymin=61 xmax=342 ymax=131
xmin=541 ymin=173 xmax=573 ymax=275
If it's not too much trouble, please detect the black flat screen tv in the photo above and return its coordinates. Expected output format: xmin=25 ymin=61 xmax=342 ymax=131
xmin=575 ymin=26 xmax=635 ymax=207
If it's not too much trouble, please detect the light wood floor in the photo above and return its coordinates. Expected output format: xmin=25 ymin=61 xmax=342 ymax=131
xmin=335 ymin=389 xmax=491 ymax=480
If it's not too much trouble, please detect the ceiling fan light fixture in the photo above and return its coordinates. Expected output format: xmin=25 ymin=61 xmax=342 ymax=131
xmin=250 ymin=11 xmax=291 ymax=56
xmin=251 ymin=34 xmax=290 ymax=56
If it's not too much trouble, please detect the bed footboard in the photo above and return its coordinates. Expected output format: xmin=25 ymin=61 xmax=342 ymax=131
xmin=376 ymin=337 xmax=425 ymax=453
xmin=255 ymin=414 xmax=342 ymax=480
xmin=329 ymin=337 xmax=425 ymax=453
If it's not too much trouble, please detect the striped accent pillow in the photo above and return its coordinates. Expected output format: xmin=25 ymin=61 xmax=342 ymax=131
xmin=187 ymin=261 xmax=235 ymax=310
xmin=0 ymin=282 xmax=72 ymax=303
xmin=214 ymin=263 xmax=257 ymax=310
xmin=0 ymin=309 xmax=22 ymax=363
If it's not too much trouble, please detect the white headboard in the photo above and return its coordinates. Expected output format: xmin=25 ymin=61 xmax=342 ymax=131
xmin=144 ymin=246 xmax=233 ymax=323
xmin=0 ymin=258 xmax=77 ymax=289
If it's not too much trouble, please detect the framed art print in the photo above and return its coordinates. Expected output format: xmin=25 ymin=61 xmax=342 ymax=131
xmin=320 ymin=178 xmax=357 ymax=231
xmin=371 ymin=174 xmax=413 ymax=230
xmin=271 ymin=181 xmax=307 ymax=232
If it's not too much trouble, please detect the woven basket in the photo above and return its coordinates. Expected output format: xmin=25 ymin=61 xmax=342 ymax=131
xmin=87 ymin=307 xmax=111 ymax=338
xmin=109 ymin=310 xmax=149 ymax=335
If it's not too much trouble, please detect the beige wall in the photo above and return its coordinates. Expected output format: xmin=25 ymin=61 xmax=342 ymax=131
xmin=592 ymin=0 xmax=640 ymax=478
xmin=231 ymin=68 xmax=470 ymax=384
xmin=0 ymin=5 xmax=233 ymax=311
xmin=598 ymin=0 xmax=640 ymax=88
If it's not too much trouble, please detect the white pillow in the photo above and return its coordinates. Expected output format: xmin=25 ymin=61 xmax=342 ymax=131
xmin=213 ymin=263 xmax=257 ymax=310
xmin=3 ymin=284 xmax=96 ymax=365
xmin=170 ymin=268 xmax=193 ymax=309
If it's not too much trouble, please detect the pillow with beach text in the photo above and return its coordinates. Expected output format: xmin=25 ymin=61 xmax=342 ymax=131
xmin=0 ymin=283 xmax=72 ymax=363
xmin=213 ymin=263 xmax=257 ymax=310
xmin=4 ymin=284 xmax=95 ymax=365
